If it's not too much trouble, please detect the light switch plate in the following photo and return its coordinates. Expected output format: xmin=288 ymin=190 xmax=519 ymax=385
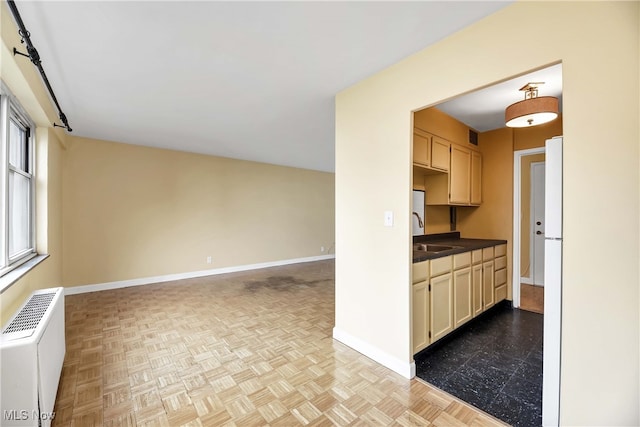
xmin=384 ymin=210 xmax=394 ymax=227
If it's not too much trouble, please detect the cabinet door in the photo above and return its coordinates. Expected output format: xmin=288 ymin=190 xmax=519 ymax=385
xmin=449 ymin=145 xmax=471 ymax=204
xmin=413 ymin=132 xmax=431 ymax=167
xmin=482 ymin=260 xmax=495 ymax=310
xmin=412 ymin=281 xmax=430 ymax=353
xmin=430 ymin=273 xmax=453 ymax=342
xmin=431 ymin=137 xmax=450 ymax=172
xmin=471 ymin=151 xmax=482 ymax=205
xmin=453 ymin=267 xmax=472 ymax=328
xmin=495 ymin=267 xmax=507 ymax=303
xmin=472 ymin=263 xmax=483 ymax=317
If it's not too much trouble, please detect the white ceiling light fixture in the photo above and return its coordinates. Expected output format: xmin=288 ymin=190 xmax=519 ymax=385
xmin=505 ymin=82 xmax=559 ymax=128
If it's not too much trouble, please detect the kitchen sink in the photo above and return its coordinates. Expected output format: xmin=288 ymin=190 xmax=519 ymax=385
xmin=413 ymin=243 xmax=461 ymax=252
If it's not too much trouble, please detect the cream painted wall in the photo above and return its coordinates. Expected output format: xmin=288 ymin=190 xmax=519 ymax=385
xmin=335 ymin=2 xmax=638 ymax=424
xmin=0 ymin=129 xmax=65 ymax=325
xmin=1 ymin=2 xmax=66 ymax=325
xmin=62 ymin=136 xmax=334 ymax=287
xmin=1 ymin=0 xmax=334 ymax=323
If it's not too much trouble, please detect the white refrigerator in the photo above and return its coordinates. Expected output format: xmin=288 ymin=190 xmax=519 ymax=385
xmin=543 ymin=136 xmax=562 ymax=426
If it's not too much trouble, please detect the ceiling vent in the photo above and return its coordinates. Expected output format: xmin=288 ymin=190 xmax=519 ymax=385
xmin=469 ymin=129 xmax=478 ymax=146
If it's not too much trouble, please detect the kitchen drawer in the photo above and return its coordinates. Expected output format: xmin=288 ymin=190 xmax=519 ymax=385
xmin=472 ymin=249 xmax=482 ymax=264
xmin=482 ymin=247 xmax=494 ymax=261
xmin=495 ymin=244 xmax=507 ymax=257
xmin=412 ymin=261 xmax=429 ymax=284
xmin=495 ymin=284 xmax=507 ymax=302
xmin=453 ymin=252 xmax=471 ymax=270
xmin=431 ymin=256 xmax=452 ymax=277
xmin=495 ymin=255 xmax=507 ymax=271
xmin=495 ymin=267 xmax=507 ymax=287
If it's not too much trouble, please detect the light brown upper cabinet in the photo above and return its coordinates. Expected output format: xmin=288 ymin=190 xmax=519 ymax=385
xmin=413 ymin=130 xmax=431 ymax=168
xmin=471 ymin=151 xmax=482 ymax=205
xmin=414 ymin=107 xmax=482 ymax=207
xmin=413 ymin=129 xmax=449 ymax=173
xmin=424 ymin=141 xmax=482 ymax=207
xmin=430 ymin=136 xmax=450 ymax=172
xmin=450 ymin=145 xmax=471 ymax=204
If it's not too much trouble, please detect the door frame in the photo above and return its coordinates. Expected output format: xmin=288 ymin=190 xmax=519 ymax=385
xmin=530 ymin=161 xmax=545 ymax=286
xmin=512 ymin=147 xmax=545 ymax=307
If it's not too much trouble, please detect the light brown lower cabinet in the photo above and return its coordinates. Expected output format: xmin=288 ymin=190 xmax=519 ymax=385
xmin=430 ymin=272 xmax=453 ymax=342
xmin=494 ymin=244 xmax=508 ymax=303
xmin=495 ymin=263 xmax=508 ymax=302
xmin=411 ymin=244 xmax=508 ymax=354
xmin=482 ymin=260 xmax=495 ymax=310
xmin=472 ymin=263 xmax=483 ymax=317
xmin=412 ymin=280 xmax=430 ymax=354
xmin=412 ymin=260 xmax=430 ymax=354
xmin=453 ymin=267 xmax=473 ymax=328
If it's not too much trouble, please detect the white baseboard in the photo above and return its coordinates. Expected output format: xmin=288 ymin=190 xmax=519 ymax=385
xmin=521 ymin=277 xmax=544 ymax=287
xmin=65 ymin=254 xmax=335 ymax=295
xmin=332 ymin=327 xmax=416 ymax=380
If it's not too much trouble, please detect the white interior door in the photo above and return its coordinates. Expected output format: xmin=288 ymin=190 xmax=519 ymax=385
xmin=531 ymin=162 xmax=545 ymax=286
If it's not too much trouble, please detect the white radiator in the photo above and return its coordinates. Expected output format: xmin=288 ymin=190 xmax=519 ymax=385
xmin=0 ymin=287 xmax=65 ymax=427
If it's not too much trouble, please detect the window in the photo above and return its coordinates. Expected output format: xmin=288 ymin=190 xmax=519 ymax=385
xmin=1 ymin=83 xmax=36 ymax=276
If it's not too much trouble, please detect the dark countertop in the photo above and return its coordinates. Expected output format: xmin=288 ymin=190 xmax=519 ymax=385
xmin=413 ymin=232 xmax=507 ymax=263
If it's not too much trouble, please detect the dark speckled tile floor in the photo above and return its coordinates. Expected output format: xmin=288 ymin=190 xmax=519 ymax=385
xmin=414 ymin=302 xmax=543 ymax=427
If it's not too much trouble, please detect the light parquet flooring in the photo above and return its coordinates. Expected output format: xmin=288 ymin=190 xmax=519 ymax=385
xmin=520 ymin=284 xmax=544 ymax=314
xmin=53 ymin=260 xmax=506 ymax=427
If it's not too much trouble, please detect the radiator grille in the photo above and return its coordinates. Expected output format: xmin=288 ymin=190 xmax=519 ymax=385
xmin=3 ymin=292 xmax=56 ymax=334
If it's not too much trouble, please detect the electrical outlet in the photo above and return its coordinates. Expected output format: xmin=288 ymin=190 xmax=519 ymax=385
xmin=321 ymin=246 xmax=325 ymax=252
xmin=206 ymin=256 xmax=212 ymax=264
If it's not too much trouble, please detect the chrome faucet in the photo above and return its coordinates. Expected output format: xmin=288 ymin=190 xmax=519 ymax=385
xmin=412 ymin=211 xmax=424 ymax=228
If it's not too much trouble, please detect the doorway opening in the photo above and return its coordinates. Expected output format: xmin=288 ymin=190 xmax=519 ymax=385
xmin=512 ymin=147 xmax=545 ymax=312
xmin=412 ymin=62 xmax=562 ymax=427
xmin=514 ymin=151 xmax=546 ymax=314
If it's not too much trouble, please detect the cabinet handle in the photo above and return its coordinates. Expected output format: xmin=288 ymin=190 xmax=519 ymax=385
xmin=536 ymin=231 xmax=543 ymax=235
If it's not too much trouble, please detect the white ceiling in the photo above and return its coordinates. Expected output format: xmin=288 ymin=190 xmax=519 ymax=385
xmin=436 ymin=63 xmax=563 ymax=132
xmin=13 ymin=1 xmax=513 ymax=172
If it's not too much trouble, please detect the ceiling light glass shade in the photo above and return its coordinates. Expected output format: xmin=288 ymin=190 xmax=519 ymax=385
xmin=505 ymin=96 xmax=559 ymax=128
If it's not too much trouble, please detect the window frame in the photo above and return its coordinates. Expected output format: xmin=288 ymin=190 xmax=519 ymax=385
xmin=0 ymin=82 xmax=37 ymax=278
